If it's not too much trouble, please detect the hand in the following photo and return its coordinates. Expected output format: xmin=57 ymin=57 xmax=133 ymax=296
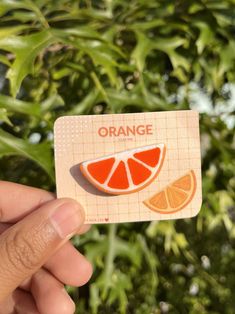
xmin=0 ymin=181 xmax=93 ymax=314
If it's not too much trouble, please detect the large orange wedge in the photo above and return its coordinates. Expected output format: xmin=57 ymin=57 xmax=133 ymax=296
xmin=80 ymin=144 xmax=166 ymax=195
xmin=143 ymin=170 xmax=196 ymax=213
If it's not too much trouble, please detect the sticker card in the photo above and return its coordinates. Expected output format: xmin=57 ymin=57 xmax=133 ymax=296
xmin=54 ymin=110 xmax=202 ymax=224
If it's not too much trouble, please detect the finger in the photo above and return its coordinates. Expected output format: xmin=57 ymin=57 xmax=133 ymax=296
xmin=0 ymin=181 xmax=54 ymax=223
xmin=0 ymin=223 xmax=91 ymax=236
xmin=0 ymin=290 xmax=39 ymax=314
xmin=9 ymin=225 xmax=92 ymax=289
xmin=0 ymin=223 xmax=11 ymax=234
xmin=45 ymin=241 xmax=93 ymax=286
xmin=0 ymin=198 xmax=85 ymax=302
xmin=13 ymin=289 xmax=39 ymax=314
xmin=77 ymin=224 xmax=91 ymax=234
xmin=20 ymin=242 xmax=93 ymax=289
xmin=31 ymin=269 xmax=75 ymax=314
xmin=1 ymin=223 xmax=92 ymax=287
xmin=0 ymin=293 xmax=15 ymax=314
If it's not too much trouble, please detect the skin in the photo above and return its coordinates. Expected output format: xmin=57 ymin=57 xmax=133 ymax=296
xmin=0 ymin=181 xmax=93 ymax=314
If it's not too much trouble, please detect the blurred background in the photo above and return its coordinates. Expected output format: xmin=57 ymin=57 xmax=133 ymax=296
xmin=0 ymin=0 xmax=235 ymax=313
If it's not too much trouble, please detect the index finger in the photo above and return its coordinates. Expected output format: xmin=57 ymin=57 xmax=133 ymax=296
xmin=0 ymin=181 xmax=54 ymax=223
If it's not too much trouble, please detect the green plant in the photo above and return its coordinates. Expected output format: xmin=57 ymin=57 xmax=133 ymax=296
xmin=0 ymin=0 xmax=235 ymax=313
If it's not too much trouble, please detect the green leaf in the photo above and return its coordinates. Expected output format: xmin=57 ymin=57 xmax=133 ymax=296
xmin=131 ymin=32 xmax=153 ymax=71
xmin=0 ymin=25 xmax=27 ymax=39
xmin=115 ymin=239 xmax=141 ymax=267
xmin=5 ymin=10 xmax=37 ymax=23
xmin=0 ymin=94 xmax=41 ymax=116
xmin=21 ymin=0 xmax=49 ymax=28
xmin=174 ymin=233 xmax=188 ymax=250
xmin=138 ymin=234 xmax=159 ymax=289
xmin=169 ymin=51 xmax=191 ymax=72
xmin=132 ymin=31 xmax=187 ymax=71
xmin=0 ymin=0 xmax=49 ymax=27
xmin=57 ymin=31 xmax=124 ymax=86
xmin=219 ymin=41 xmax=235 ymax=75
xmin=0 ymin=30 xmax=55 ymax=97
xmin=51 ymin=26 xmax=104 ymax=41
xmin=79 ymin=41 xmax=119 ymax=86
xmin=0 ymin=108 xmax=13 ymax=126
xmin=0 ymin=0 xmax=26 ymax=16
xmin=0 ymin=129 xmax=54 ymax=181
xmin=41 ymin=94 xmax=64 ymax=112
xmin=212 ymin=9 xmax=235 ymax=27
xmin=90 ymin=71 xmax=109 ymax=102
xmin=48 ymin=8 xmax=111 ymax=23
xmin=106 ymin=85 xmax=166 ymax=112
xmin=90 ymin=284 xmax=101 ymax=314
xmin=193 ymin=21 xmax=214 ymax=54
xmin=0 ymin=55 xmax=11 ymax=67
xmin=189 ymin=3 xmax=204 ymax=13
xmin=68 ymin=89 xmax=101 ymax=115
xmin=153 ymin=36 xmax=187 ymax=51
xmin=130 ymin=19 xmax=165 ymax=31
xmin=107 ymin=270 xmax=131 ymax=313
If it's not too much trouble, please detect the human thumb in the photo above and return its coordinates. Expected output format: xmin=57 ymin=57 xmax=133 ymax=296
xmin=0 ymin=198 xmax=85 ymax=302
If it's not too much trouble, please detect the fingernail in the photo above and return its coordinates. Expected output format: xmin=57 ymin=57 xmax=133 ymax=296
xmin=50 ymin=201 xmax=84 ymax=238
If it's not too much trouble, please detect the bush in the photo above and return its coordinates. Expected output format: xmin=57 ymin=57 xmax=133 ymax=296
xmin=0 ymin=0 xmax=235 ymax=313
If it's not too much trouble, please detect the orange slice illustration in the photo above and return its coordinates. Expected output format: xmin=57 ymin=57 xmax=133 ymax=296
xmin=143 ymin=170 xmax=196 ymax=213
xmin=80 ymin=144 xmax=166 ymax=195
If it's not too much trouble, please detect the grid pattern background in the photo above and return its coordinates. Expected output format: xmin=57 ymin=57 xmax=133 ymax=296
xmin=54 ymin=111 xmax=202 ymax=224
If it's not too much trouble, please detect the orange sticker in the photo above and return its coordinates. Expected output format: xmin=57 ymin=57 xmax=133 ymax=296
xmin=80 ymin=144 xmax=165 ymax=195
xmin=143 ymin=170 xmax=197 ymax=214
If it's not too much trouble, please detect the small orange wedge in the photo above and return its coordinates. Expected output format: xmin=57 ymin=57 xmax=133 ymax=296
xmin=143 ymin=170 xmax=196 ymax=214
xmin=80 ymin=144 xmax=166 ymax=195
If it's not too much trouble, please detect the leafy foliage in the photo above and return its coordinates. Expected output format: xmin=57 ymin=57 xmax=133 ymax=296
xmin=0 ymin=0 xmax=235 ymax=313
